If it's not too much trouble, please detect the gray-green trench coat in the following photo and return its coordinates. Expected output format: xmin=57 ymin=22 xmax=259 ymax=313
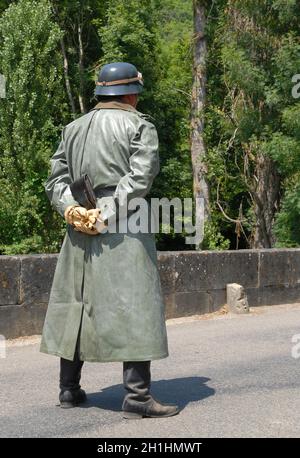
xmin=40 ymin=101 xmax=169 ymax=362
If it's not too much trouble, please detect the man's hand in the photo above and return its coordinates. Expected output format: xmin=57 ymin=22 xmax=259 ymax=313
xmin=64 ymin=205 xmax=107 ymax=235
xmin=64 ymin=205 xmax=87 ymax=225
xmin=87 ymin=208 xmax=107 ymax=234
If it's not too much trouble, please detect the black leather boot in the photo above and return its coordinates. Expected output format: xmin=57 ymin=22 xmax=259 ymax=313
xmin=59 ymin=387 xmax=87 ymax=409
xmin=122 ymin=361 xmax=180 ymax=419
xmin=59 ymin=341 xmax=86 ymax=408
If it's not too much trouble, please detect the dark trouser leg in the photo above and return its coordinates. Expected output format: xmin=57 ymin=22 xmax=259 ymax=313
xmin=58 ymin=288 xmax=86 ymax=407
xmin=60 ymin=334 xmax=84 ymax=393
xmin=60 ymin=304 xmax=84 ymax=393
xmin=122 ymin=361 xmax=152 ymax=411
xmin=59 ymin=336 xmax=86 ymax=408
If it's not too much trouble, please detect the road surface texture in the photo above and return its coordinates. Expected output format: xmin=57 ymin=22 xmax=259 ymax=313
xmin=1 ymin=304 xmax=300 ymax=438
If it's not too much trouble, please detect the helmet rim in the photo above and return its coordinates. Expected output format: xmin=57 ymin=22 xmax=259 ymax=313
xmin=95 ymin=62 xmax=144 ymax=96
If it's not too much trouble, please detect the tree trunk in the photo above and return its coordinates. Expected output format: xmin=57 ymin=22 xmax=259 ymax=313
xmin=251 ymin=153 xmax=280 ymax=248
xmin=78 ymin=21 xmax=86 ymax=114
xmin=60 ymin=36 xmax=76 ymax=116
xmin=191 ymin=0 xmax=210 ymax=236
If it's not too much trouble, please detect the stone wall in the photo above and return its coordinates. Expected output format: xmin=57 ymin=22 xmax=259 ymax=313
xmin=1 ymin=248 xmax=300 ymax=339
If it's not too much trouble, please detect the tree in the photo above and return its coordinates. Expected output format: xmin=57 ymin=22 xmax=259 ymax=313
xmin=191 ymin=0 xmax=210 ymax=237
xmin=146 ymin=0 xmax=196 ymax=249
xmin=204 ymin=0 xmax=300 ymax=248
xmin=0 ymin=0 xmax=65 ymax=253
xmin=97 ymin=0 xmax=193 ymax=250
xmin=50 ymin=0 xmax=107 ymax=116
xmin=0 ymin=0 xmax=110 ymax=254
xmin=4 ymin=0 xmax=299 ymax=253
xmin=97 ymin=0 xmax=159 ymax=114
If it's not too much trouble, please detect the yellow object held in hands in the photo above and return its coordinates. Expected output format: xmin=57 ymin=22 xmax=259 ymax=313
xmin=64 ymin=205 xmax=106 ymax=235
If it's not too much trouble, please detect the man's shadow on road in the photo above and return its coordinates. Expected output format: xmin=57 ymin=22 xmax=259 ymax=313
xmin=79 ymin=377 xmax=215 ymax=412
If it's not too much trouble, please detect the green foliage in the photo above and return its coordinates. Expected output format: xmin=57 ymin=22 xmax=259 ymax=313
xmin=201 ymin=219 xmax=231 ymax=251
xmin=0 ymin=0 xmax=66 ymax=254
xmin=204 ymin=0 xmax=300 ymax=248
xmin=51 ymin=0 xmax=108 ymax=114
xmin=273 ymin=177 xmax=300 ymax=247
xmin=151 ymin=0 xmax=194 ymax=248
xmin=0 ymin=0 xmax=194 ymax=254
xmin=98 ymin=0 xmax=194 ymax=249
xmin=1 ymin=0 xmax=300 ymax=253
xmin=99 ymin=0 xmax=158 ymax=87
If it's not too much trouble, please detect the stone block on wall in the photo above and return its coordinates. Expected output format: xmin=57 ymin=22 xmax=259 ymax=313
xmin=174 ymin=250 xmax=259 ymax=292
xmin=0 ymin=256 xmax=20 ymax=306
xmin=259 ymin=249 xmax=300 ymax=287
xmin=20 ymin=254 xmax=58 ymax=304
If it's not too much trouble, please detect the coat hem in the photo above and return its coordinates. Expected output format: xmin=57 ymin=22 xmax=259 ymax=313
xmin=40 ymin=347 xmax=169 ymax=363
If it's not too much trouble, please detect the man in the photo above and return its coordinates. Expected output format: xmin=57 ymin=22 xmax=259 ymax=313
xmin=40 ymin=62 xmax=180 ymax=419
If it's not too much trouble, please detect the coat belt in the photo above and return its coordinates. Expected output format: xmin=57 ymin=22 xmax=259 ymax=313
xmin=93 ymin=185 xmax=117 ymax=198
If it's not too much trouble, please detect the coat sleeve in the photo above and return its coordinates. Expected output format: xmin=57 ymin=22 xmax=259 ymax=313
xmin=96 ymin=119 xmax=160 ymax=222
xmin=44 ymin=129 xmax=80 ymax=218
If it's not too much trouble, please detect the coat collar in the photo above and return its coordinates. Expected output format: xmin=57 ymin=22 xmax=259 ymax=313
xmin=92 ymin=100 xmax=138 ymax=113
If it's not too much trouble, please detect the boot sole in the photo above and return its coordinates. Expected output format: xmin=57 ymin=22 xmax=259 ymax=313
xmin=59 ymin=401 xmax=79 ymax=409
xmin=123 ymin=409 xmax=180 ymax=420
xmin=57 ymin=397 xmax=87 ymax=409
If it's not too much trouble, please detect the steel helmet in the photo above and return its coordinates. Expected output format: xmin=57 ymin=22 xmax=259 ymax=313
xmin=95 ymin=62 xmax=144 ymax=96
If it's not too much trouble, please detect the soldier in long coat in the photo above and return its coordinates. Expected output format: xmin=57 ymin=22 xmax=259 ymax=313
xmin=40 ymin=62 xmax=180 ymax=419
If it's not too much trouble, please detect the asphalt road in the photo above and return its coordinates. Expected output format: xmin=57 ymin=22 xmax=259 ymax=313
xmin=1 ymin=304 xmax=300 ymax=438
